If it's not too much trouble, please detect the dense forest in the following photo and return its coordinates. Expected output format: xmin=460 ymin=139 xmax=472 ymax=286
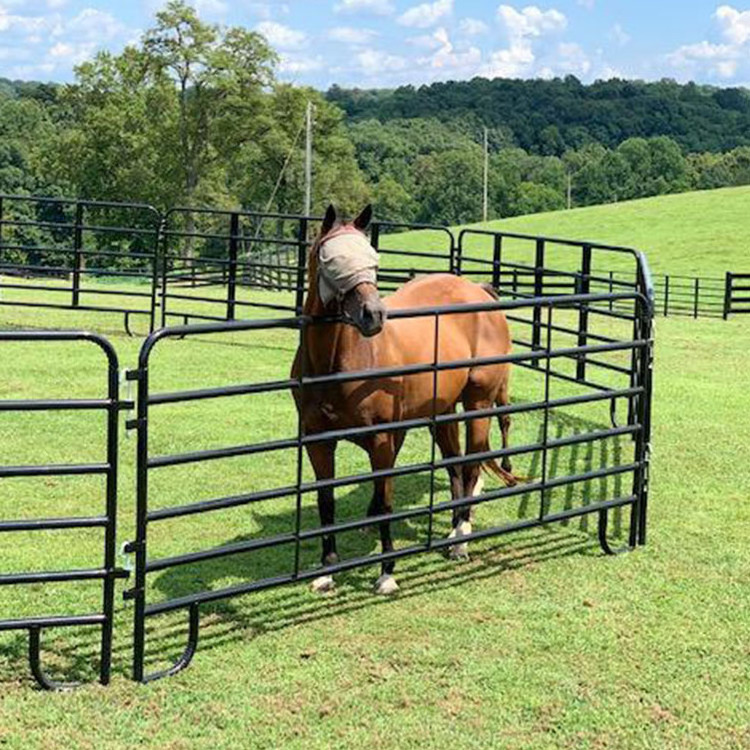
xmin=328 ymin=77 xmax=750 ymax=154
xmin=1 ymin=1 xmax=750 ymax=229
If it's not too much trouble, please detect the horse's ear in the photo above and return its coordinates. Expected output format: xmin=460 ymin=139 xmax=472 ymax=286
xmin=322 ymin=204 xmax=337 ymax=235
xmin=354 ymin=204 xmax=373 ymax=231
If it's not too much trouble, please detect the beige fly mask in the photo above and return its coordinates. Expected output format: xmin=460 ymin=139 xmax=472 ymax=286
xmin=317 ymin=225 xmax=380 ymax=306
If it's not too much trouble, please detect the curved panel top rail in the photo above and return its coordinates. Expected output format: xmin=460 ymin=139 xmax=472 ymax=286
xmin=0 ymin=193 xmax=161 ymax=216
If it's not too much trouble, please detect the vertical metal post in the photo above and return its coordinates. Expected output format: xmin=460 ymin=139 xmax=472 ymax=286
xmin=226 ymin=212 xmax=239 ymax=321
xmin=160 ymin=218 xmax=170 ymax=329
xmin=72 ymin=202 xmax=84 ymax=308
xmin=663 ymin=275 xmax=670 ymax=317
xmin=694 ymin=277 xmax=699 ymax=319
xmin=608 ymin=271 xmax=614 ymax=311
xmin=635 ymin=298 xmax=654 ymax=546
xmin=491 ymin=234 xmax=502 ymax=289
xmin=295 ymin=217 xmax=308 ymax=314
xmin=149 ymin=215 xmax=164 ymax=334
xmin=370 ymin=223 xmax=381 ymax=253
xmin=532 ymin=239 xmax=545 ymax=366
xmin=426 ymin=311 xmax=440 ymax=549
xmin=130 ymin=358 xmax=150 ymax=683
xmin=538 ymin=305 xmax=553 ymax=519
xmin=576 ymin=244 xmax=592 ymax=382
xmin=99 ymin=348 xmax=120 ymax=685
xmin=293 ymin=318 xmax=306 ymax=577
xmin=724 ymin=272 xmax=732 ymax=320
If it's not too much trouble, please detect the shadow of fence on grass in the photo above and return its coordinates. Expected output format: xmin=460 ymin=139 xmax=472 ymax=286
xmin=0 ymin=402 xmax=633 ymax=686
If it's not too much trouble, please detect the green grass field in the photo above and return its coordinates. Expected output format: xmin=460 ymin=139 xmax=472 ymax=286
xmin=408 ymin=186 xmax=750 ymax=277
xmin=0 ymin=192 xmax=749 ymax=749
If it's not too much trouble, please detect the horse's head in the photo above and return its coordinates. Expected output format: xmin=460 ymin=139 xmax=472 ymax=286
xmin=314 ymin=203 xmax=386 ymax=338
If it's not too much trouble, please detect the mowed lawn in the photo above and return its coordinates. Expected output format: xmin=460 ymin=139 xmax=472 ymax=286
xmin=0 ymin=275 xmax=749 ymax=749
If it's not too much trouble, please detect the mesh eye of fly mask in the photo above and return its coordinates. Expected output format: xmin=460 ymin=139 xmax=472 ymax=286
xmin=317 ymin=225 xmax=380 ymax=306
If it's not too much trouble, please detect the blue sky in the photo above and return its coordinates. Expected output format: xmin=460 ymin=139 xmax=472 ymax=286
xmin=1 ymin=1 xmax=749 ymax=88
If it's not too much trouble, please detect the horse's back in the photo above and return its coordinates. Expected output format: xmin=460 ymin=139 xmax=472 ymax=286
xmin=385 ymin=273 xmax=492 ymax=310
xmin=384 ymin=273 xmax=511 ymax=359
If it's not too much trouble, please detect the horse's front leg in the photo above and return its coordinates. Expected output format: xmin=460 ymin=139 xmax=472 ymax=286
xmin=307 ymin=440 xmax=338 ymax=594
xmin=369 ymin=432 xmax=400 ymax=595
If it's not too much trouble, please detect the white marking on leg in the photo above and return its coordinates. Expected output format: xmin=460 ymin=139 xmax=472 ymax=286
xmin=473 ymin=476 xmax=484 ymax=497
xmin=448 ymin=520 xmax=472 ymax=560
xmin=374 ymin=574 xmax=399 ymax=595
xmin=311 ymin=575 xmax=335 ymax=594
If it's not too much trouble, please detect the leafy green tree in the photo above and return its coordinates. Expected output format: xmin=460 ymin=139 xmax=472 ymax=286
xmin=413 ymin=148 xmax=484 ymax=225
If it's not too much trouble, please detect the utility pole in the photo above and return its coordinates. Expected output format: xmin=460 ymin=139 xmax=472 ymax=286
xmin=483 ymin=126 xmax=489 ymax=223
xmin=304 ymin=100 xmax=313 ymax=217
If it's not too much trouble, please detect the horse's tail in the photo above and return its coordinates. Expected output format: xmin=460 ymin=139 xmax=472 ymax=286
xmin=476 ymin=282 xmax=523 ymax=487
xmin=482 ymin=458 xmax=518 ymax=487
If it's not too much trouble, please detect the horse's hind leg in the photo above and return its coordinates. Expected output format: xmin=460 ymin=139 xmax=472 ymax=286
xmin=433 ymin=421 xmax=473 ymax=559
xmin=450 ymin=386 xmax=501 ymax=560
xmin=307 ymin=441 xmax=338 ymax=593
xmin=368 ymin=432 xmax=400 ymax=595
xmin=433 ymin=419 xmax=464 ymax=514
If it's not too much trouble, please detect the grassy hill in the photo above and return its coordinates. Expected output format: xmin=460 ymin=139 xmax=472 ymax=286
xmin=391 ymin=186 xmax=750 ymax=279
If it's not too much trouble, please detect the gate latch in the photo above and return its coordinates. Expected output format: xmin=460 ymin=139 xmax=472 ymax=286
xmin=119 ymin=541 xmax=136 ymax=573
xmin=121 ymin=370 xmax=137 ymax=435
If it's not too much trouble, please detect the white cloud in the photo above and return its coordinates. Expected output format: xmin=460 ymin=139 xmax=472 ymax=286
xmin=666 ymin=5 xmax=750 ymax=81
xmin=334 ymin=0 xmax=395 ymax=15
xmin=356 ymin=49 xmax=408 ymax=74
xmin=610 ymin=23 xmax=630 ymax=47
xmin=279 ymin=53 xmax=324 ymax=74
xmin=479 ymin=4 xmax=567 ymax=80
xmin=48 ymin=40 xmax=97 ymax=64
xmin=193 ymin=0 xmax=228 ymax=19
xmin=397 ymin=0 xmax=453 ymax=29
xmin=480 ymin=41 xmax=534 ymax=78
xmin=54 ymin=8 xmax=129 ymax=42
xmin=420 ymin=27 xmax=481 ymax=71
xmin=256 ymin=20 xmax=307 ymax=49
xmin=554 ymin=41 xmax=591 ymax=76
xmin=328 ymin=26 xmax=377 ymax=45
xmin=667 ymin=40 xmax=740 ymax=78
xmin=497 ymin=5 xmax=567 ymax=40
xmin=715 ymin=5 xmax=750 ymax=45
xmin=0 ymin=7 xmax=50 ymax=34
xmin=459 ymin=17 xmax=489 ymax=36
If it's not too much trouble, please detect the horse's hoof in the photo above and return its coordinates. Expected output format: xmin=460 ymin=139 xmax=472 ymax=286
xmin=311 ymin=575 xmax=335 ymax=594
xmin=374 ymin=574 xmax=399 ymax=595
xmin=449 ymin=543 xmax=470 ymax=561
xmin=447 ymin=521 xmax=472 ymax=561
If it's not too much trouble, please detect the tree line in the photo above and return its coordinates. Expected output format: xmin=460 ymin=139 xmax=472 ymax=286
xmin=1 ymin=0 xmax=749 ymax=237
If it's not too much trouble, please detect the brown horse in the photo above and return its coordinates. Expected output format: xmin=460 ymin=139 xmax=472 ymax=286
xmin=292 ymin=204 xmax=518 ymax=595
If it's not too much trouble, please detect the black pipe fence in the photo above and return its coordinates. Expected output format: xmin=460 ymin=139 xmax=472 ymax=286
xmin=0 ymin=331 xmax=128 ymax=689
xmin=724 ymin=272 xmax=750 ymax=318
xmin=0 ymin=193 xmax=743 ymax=329
xmin=123 ymin=287 xmax=653 ymax=683
xmin=0 ymin=195 xmax=161 ymax=334
xmin=0 ymin=198 xmax=659 ymax=687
